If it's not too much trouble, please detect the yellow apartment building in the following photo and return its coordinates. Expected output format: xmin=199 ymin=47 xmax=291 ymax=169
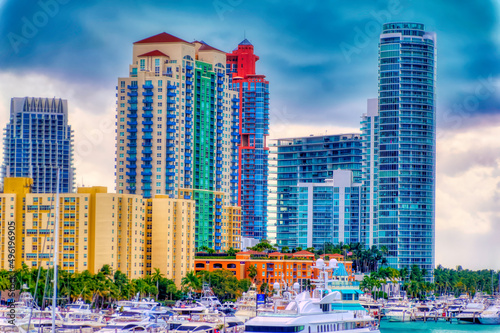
xmin=0 ymin=178 xmax=216 ymax=284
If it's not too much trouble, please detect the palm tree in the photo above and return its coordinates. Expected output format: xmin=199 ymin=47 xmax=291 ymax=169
xmin=151 ymin=268 xmax=164 ymax=300
xmin=181 ymin=271 xmax=201 ymax=294
xmin=246 ymin=265 xmax=257 ymax=282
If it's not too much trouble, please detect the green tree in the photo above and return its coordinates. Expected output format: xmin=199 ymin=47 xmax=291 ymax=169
xmin=151 ymin=268 xmax=164 ymax=300
xmin=247 ymin=265 xmax=257 ymax=282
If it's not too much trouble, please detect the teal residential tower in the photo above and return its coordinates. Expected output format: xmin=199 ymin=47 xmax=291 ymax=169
xmin=274 ymin=22 xmax=436 ymax=274
xmin=376 ymin=23 xmax=436 ymax=272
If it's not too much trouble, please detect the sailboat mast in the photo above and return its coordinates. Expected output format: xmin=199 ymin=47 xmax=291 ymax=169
xmin=52 ymin=168 xmax=61 ymax=333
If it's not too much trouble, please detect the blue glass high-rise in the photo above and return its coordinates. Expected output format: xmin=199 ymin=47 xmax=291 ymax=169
xmin=2 ymin=97 xmax=75 ymax=193
xmin=377 ymin=23 xmax=436 ymax=272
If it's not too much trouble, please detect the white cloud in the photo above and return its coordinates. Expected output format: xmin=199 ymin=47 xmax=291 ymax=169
xmin=436 ymin=120 xmax=500 ymax=270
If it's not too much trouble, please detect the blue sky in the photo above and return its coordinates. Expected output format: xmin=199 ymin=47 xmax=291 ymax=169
xmin=0 ymin=0 xmax=499 ymax=269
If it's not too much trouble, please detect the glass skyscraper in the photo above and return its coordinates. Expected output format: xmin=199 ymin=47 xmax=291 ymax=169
xmin=376 ymin=23 xmax=436 ymax=272
xmin=273 ymin=22 xmax=436 ymax=274
xmin=272 ymin=134 xmax=362 ymax=248
xmin=2 ymin=97 xmax=75 ymax=193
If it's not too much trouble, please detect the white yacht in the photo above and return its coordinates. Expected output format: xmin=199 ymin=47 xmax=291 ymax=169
xmin=384 ymin=304 xmax=414 ymax=322
xmin=479 ymin=302 xmax=500 ymax=325
xmin=413 ymin=304 xmax=439 ymax=321
xmin=63 ymin=300 xmax=92 ymax=314
xmin=456 ymin=302 xmax=485 ymax=324
xmin=172 ymin=300 xmax=210 ymax=316
xmin=243 ymin=259 xmax=379 ymax=333
xmin=116 ymin=299 xmax=159 ymax=316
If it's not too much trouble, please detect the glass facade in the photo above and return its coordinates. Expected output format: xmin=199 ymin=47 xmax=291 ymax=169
xmin=2 ymin=97 xmax=75 ymax=193
xmin=296 ymin=174 xmax=361 ymax=249
xmin=376 ymin=23 xmax=436 ymax=271
xmin=273 ymin=134 xmax=362 ymax=248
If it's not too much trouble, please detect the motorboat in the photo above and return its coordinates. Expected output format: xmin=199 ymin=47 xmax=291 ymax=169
xmin=456 ymin=302 xmax=485 ymax=324
xmin=384 ymin=304 xmax=414 ymax=322
xmin=479 ymin=303 xmax=500 ymax=325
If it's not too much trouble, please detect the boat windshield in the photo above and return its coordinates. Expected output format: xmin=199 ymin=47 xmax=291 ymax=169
xmin=245 ymin=326 xmax=305 ymax=332
xmin=176 ymin=325 xmax=213 ymax=331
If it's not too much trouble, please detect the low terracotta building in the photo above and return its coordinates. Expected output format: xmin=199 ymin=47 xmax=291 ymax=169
xmin=194 ymin=251 xmax=354 ymax=288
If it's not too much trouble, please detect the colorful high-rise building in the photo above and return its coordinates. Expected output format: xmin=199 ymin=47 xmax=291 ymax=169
xmin=375 ymin=23 xmax=436 ymax=272
xmin=115 ymin=33 xmax=241 ymax=251
xmin=227 ymin=40 xmax=270 ymax=240
xmin=1 ymin=97 xmax=75 ymax=193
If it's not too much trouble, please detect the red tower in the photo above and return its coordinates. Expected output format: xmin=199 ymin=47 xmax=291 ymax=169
xmin=227 ymin=39 xmax=269 ymax=239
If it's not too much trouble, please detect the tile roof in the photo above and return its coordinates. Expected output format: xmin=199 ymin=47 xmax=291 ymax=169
xmin=138 ymin=50 xmax=169 ymax=57
xmin=134 ymin=32 xmax=189 ymax=44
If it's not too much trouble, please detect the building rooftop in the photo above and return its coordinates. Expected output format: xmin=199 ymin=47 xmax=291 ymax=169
xmin=239 ymin=38 xmax=253 ymax=46
xmin=134 ymin=32 xmax=189 ymax=44
xmin=198 ymin=43 xmax=225 ymax=53
xmin=138 ymin=50 xmax=169 ymax=57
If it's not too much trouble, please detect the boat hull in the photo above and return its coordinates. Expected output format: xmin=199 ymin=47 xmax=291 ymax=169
xmin=479 ymin=316 xmax=500 ymax=325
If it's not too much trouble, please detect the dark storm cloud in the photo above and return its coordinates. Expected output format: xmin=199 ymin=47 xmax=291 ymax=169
xmin=0 ymin=0 xmax=498 ymax=127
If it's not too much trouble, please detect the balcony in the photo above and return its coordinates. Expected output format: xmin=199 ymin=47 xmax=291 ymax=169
xmin=167 ymin=92 xmax=176 ymax=97
xmin=127 ymin=106 xmax=137 ymax=111
xmin=127 ymin=121 xmax=137 ymax=126
xmin=126 ymin=157 xmax=137 ymax=162
xmin=186 ymin=64 xmax=193 ymax=71
xmin=142 ymin=134 xmax=153 ymax=140
xmin=127 ymin=113 xmax=137 ymax=119
xmin=142 ymin=120 xmax=153 ymax=126
xmin=141 ymin=185 xmax=152 ymax=191
xmin=217 ymin=72 xmax=224 ymax=77
xmin=142 ymin=149 xmax=152 ymax=154
xmin=141 ymin=171 xmax=152 ymax=176
xmin=143 ymin=83 xmax=154 ymax=89
xmin=167 ymin=84 xmax=177 ymax=89
xmin=126 ymin=164 xmax=136 ymax=169
xmin=127 ymin=84 xmax=138 ymax=90
xmin=186 ymin=72 xmax=193 ymax=78
xmin=143 ymin=113 xmax=153 ymax=118
xmin=126 ymin=171 xmax=136 ymax=176
xmin=141 ymin=164 xmax=152 ymax=169
xmin=186 ymin=80 xmax=193 ymax=85
xmin=141 ymin=156 xmax=153 ymax=162
xmin=142 ymin=91 xmax=153 ymax=96
xmin=126 ymin=186 xmax=136 ymax=191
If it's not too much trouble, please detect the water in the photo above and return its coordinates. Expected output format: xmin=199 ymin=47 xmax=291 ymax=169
xmin=380 ymin=321 xmax=500 ymax=333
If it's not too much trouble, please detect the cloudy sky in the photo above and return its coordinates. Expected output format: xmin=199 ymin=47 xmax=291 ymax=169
xmin=0 ymin=0 xmax=499 ymax=270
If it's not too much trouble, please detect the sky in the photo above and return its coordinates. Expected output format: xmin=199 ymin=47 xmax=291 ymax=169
xmin=0 ymin=0 xmax=499 ymax=271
